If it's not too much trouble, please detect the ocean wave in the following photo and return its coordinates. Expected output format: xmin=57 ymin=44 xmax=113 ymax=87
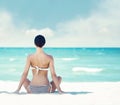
xmin=9 ymin=58 xmax=16 ymax=62
xmin=72 ymin=67 xmax=103 ymax=73
xmin=61 ymin=58 xmax=78 ymax=61
xmin=8 ymin=68 xmax=17 ymax=72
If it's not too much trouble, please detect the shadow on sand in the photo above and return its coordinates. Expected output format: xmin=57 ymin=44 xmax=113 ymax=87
xmin=0 ymin=91 xmax=92 ymax=95
xmin=0 ymin=91 xmax=26 ymax=95
xmin=63 ymin=91 xmax=92 ymax=95
xmin=52 ymin=91 xmax=92 ymax=95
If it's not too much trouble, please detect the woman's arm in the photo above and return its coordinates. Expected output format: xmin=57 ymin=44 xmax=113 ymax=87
xmin=15 ymin=55 xmax=31 ymax=93
xmin=49 ymin=56 xmax=63 ymax=93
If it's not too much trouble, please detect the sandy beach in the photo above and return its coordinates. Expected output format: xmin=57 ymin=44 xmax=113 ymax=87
xmin=0 ymin=81 xmax=120 ymax=105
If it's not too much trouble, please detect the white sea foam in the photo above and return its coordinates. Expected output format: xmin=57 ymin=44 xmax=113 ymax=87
xmin=61 ymin=58 xmax=78 ymax=61
xmin=9 ymin=68 xmax=16 ymax=72
xmin=9 ymin=58 xmax=16 ymax=62
xmin=72 ymin=67 xmax=103 ymax=73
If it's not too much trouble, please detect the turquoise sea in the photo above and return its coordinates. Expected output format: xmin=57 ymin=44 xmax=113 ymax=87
xmin=0 ymin=47 xmax=120 ymax=82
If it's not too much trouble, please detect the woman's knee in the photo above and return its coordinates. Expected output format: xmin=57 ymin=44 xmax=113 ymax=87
xmin=58 ymin=76 xmax=62 ymax=82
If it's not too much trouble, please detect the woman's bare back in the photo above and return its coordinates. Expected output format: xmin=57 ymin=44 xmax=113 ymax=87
xmin=29 ymin=52 xmax=52 ymax=86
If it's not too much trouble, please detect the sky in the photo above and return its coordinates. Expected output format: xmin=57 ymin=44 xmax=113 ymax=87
xmin=0 ymin=0 xmax=120 ymax=47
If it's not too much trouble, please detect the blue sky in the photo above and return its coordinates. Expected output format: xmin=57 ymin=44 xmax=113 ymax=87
xmin=0 ymin=0 xmax=120 ymax=47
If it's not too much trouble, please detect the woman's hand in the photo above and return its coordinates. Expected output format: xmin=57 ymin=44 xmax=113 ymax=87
xmin=13 ymin=90 xmax=19 ymax=94
xmin=58 ymin=89 xmax=64 ymax=94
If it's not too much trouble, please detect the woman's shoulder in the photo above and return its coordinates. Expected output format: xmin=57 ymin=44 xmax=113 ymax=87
xmin=46 ymin=54 xmax=53 ymax=60
xmin=27 ymin=54 xmax=34 ymax=60
xmin=27 ymin=54 xmax=34 ymax=57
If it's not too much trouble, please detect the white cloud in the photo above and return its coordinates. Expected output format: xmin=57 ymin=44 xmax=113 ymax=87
xmin=0 ymin=0 xmax=120 ymax=47
xmin=0 ymin=11 xmax=55 ymax=47
xmin=25 ymin=28 xmax=54 ymax=38
xmin=53 ymin=0 xmax=120 ymax=47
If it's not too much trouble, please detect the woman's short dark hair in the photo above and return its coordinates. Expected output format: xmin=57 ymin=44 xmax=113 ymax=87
xmin=34 ymin=35 xmax=46 ymax=47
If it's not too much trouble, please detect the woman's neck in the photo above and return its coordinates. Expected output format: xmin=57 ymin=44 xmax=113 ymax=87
xmin=36 ymin=47 xmax=44 ymax=54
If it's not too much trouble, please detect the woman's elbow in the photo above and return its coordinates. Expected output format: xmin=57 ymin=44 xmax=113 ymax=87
xmin=52 ymin=74 xmax=57 ymax=79
xmin=22 ymin=72 xmax=28 ymax=78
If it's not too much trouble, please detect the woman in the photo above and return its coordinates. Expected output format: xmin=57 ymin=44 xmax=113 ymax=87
xmin=15 ymin=35 xmax=63 ymax=94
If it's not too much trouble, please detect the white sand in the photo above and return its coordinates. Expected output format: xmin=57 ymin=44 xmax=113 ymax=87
xmin=0 ymin=81 xmax=120 ymax=105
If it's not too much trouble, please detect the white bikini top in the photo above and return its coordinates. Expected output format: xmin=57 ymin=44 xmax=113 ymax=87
xmin=31 ymin=66 xmax=49 ymax=71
